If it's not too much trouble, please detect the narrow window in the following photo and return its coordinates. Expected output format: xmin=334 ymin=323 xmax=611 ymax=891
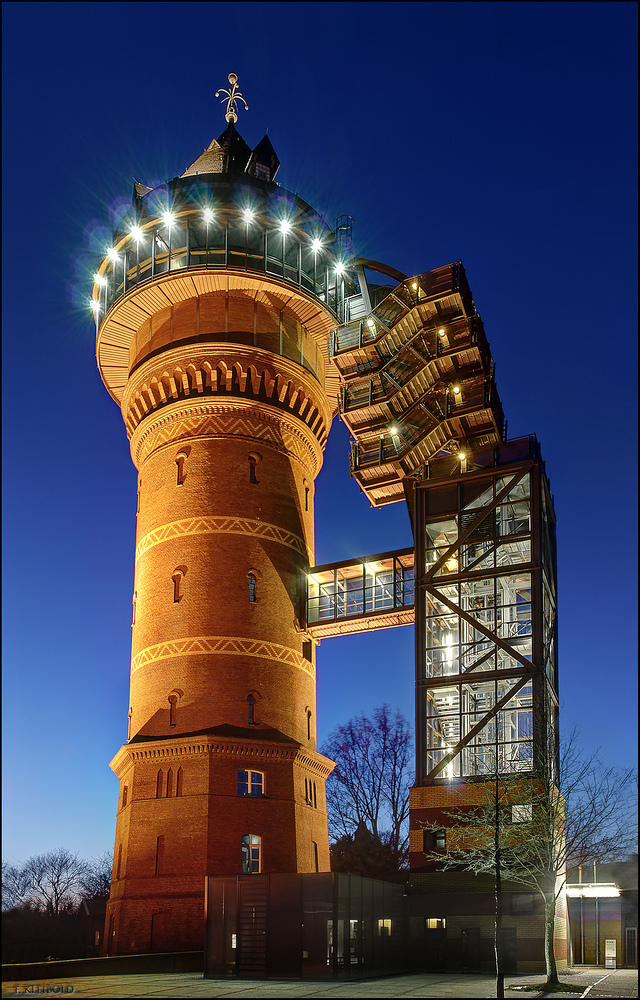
xmin=136 ymin=479 xmax=141 ymax=514
xmin=128 ymin=707 xmax=132 ymax=741
xmin=248 ymin=455 xmax=258 ymax=484
xmin=247 ymin=693 xmax=256 ymax=725
xmin=176 ymin=767 xmax=183 ymax=797
xmin=155 ymin=835 xmax=164 ymax=875
xmin=156 ymin=770 xmax=163 ymax=799
xmin=312 ymin=841 xmax=319 ymax=873
xmin=305 ymin=486 xmax=310 ymax=512
xmin=248 ymin=573 xmax=257 ymax=603
xmin=131 ymin=592 xmax=137 ymax=626
xmin=166 ymin=769 xmax=173 ymax=798
xmin=241 ymin=834 xmax=261 ymax=873
xmin=238 ymin=770 xmax=264 ymax=796
xmin=175 ymin=453 xmax=187 ymax=486
xmin=435 ymin=830 xmax=446 ymax=850
xmin=306 ymin=708 xmax=312 ymax=741
xmin=121 ymin=785 xmax=128 ymax=808
xmin=116 ymin=843 xmax=122 ymax=879
xmin=168 ymin=694 xmax=177 ymax=727
xmin=313 ymin=781 xmax=317 ymax=809
xmin=304 ymin=778 xmax=309 ymax=804
xmin=172 ymin=567 xmax=186 ymax=603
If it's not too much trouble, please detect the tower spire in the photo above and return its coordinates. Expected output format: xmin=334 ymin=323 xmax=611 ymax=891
xmin=215 ymin=71 xmax=248 ymax=124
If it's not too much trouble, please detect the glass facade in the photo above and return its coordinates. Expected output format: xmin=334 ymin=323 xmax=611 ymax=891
xmin=94 ymin=204 xmax=345 ymax=322
xmin=306 ymin=549 xmax=414 ymax=626
xmin=414 ymin=438 xmax=558 ymax=783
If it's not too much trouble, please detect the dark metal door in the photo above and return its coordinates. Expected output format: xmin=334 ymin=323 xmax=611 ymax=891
xmin=237 ymin=877 xmax=268 ymax=975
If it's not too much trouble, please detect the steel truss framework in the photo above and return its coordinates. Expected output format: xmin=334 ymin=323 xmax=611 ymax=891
xmin=413 ymin=439 xmax=558 ymax=785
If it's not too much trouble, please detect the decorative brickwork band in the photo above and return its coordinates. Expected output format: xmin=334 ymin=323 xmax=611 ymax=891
xmin=131 ymin=635 xmax=314 ymax=677
xmin=129 ymin=400 xmax=323 ymax=473
xmin=135 ymin=515 xmax=309 ymax=563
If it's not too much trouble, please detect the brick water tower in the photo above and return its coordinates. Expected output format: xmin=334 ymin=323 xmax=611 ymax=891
xmin=94 ymin=75 xmax=340 ymax=954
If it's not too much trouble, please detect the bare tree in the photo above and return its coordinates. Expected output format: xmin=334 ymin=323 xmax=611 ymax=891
xmin=321 ymin=705 xmax=412 ymax=871
xmin=421 ymin=729 xmax=637 ymax=988
xmin=79 ymin=851 xmax=113 ymax=900
xmin=2 ymin=860 xmax=31 ymax=911
xmin=19 ymin=848 xmax=90 ymax=916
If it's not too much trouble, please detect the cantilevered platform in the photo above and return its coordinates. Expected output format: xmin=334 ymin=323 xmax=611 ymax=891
xmin=328 ymin=262 xmax=504 ymax=506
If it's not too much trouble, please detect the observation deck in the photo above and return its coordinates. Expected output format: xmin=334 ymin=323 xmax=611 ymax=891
xmin=330 ymin=262 xmax=505 ymax=507
xmin=93 ymin=169 xmax=353 ymax=408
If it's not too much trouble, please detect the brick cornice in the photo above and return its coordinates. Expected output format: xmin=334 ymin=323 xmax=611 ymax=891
xmin=109 ymin=736 xmax=335 ymax=780
xmin=123 ymin=343 xmax=331 ymax=451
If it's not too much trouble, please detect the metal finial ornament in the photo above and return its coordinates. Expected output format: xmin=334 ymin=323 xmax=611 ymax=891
xmin=215 ymin=72 xmax=248 ymax=124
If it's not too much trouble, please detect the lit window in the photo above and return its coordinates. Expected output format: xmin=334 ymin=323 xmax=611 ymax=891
xmin=435 ymin=830 xmax=446 ymax=849
xmin=248 ymin=573 xmax=257 ymax=603
xmin=378 ymin=918 xmax=392 ymax=936
xmin=512 ymin=804 xmax=533 ymax=823
xmin=242 ymin=834 xmax=261 ymax=873
xmin=426 ymin=917 xmax=446 ymax=929
xmin=238 ymin=770 xmax=264 ymax=797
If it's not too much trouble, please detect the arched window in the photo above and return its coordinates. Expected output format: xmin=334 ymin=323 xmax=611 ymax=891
xmin=166 ymin=769 xmax=173 ymax=798
xmin=241 ymin=835 xmax=261 ymax=874
xmin=306 ymin=708 xmax=312 ymax=741
xmin=175 ymin=450 xmax=188 ymax=486
xmin=156 ymin=770 xmax=163 ymax=799
xmin=172 ymin=567 xmax=187 ymax=603
xmin=168 ymin=694 xmax=177 ymax=727
xmin=137 ymin=478 xmax=141 ymax=514
xmin=248 ymin=573 xmax=257 ymax=603
xmin=247 ymin=694 xmax=256 ymax=725
xmin=176 ymin=767 xmax=183 ymax=797
xmin=116 ymin=844 xmax=122 ymax=879
xmin=121 ymin=785 xmax=128 ymax=809
xmin=131 ymin=592 xmax=137 ymax=626
xmin=248 ymin=451 xmax=261 ymax=484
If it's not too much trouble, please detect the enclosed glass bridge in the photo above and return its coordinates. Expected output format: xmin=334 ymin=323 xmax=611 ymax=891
xmin=305 ymin=548 xmax=415 ymax=639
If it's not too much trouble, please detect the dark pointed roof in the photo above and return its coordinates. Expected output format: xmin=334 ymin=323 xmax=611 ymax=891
xmin=246 ymin=134 xmax=280 ymax=182
xmin=216 ymin=121 xmax=252 ymax=175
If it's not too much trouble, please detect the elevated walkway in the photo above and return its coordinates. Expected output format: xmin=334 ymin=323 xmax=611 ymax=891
xmin=306 ymin=547 xmax=414 ymax=639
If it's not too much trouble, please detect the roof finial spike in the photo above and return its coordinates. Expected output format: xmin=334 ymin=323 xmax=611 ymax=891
xmin=215 ymin=71 xmax=248 ymax=124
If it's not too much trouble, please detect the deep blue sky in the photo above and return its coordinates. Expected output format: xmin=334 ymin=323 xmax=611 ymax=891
xmin=2 ymin=2 xmax=637 ymax=864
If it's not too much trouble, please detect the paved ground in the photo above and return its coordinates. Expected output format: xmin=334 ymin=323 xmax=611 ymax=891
xmin=1 ymin=969 xmax=637 ymax=998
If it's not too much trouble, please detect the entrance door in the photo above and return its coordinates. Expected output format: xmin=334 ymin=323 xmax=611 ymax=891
xmin=237 ymin=877 xmax=268 ymax=976
xmin=625 ymin=928 xmax=637 ymax=968
xmin=461 ymin=928 xmax=481 ymax=970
